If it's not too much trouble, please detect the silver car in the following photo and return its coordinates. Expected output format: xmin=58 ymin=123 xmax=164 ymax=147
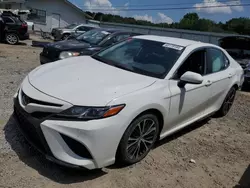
xmin=52 ymin=23 xmax=99 ymax=41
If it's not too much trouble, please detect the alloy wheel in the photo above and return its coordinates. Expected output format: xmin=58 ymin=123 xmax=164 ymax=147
xmin=126 ymin=118 xmax=157 ymax=160
xmin=6 ymin=34 xmax=18 ymax=45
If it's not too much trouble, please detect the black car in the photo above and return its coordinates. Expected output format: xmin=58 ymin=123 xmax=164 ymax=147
xmin=0 ymin=11 xmax=29 ymax=45
xmin=219 ymin=36 xmax=250 ymax=88
xmin=40 ymin=28 xmax=141 ymax=64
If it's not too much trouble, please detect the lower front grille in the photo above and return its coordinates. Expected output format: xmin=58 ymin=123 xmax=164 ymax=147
xmin=14 ymin=107 xmax=46 ymax=153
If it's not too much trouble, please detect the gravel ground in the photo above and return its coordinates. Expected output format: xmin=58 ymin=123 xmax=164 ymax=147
xmin=0 ymin=42 xmax=250 ymax=188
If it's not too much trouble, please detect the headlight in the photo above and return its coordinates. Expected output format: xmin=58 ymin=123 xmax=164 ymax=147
xmin=59 ymin=51 xmax=80 ymax=59
xmin=57 ymin=104 xmax=125 ymax=120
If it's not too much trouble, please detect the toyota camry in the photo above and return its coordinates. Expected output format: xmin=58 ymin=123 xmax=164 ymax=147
xmin=14 ymin=35 xmax=244 ymax=169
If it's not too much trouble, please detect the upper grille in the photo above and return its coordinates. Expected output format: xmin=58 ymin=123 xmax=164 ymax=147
xmin=21 ymin=91 xmax=62 ymax=107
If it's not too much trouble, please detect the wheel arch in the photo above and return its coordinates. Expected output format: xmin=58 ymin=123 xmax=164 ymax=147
xmin=115 ymin=107 xmax=165 ymax=162
xmin=131 ymin=108 xmax=164 ymax=136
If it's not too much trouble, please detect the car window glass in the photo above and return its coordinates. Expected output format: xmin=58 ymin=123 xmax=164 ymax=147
xmin=76 ymin=29 xmax=110 ymax=45
xmin=2 ymin=17 xmax=14 ymax=23
xmin=102 ymin=34 xmax=131 ymax=47
xmin=114 ymin=34 xmax=130 ymax=42
xmin=206 ymin=48 xmax=229 ymax=74
xmin=95 ymin=39 xmax=184 ymax=78
xmin=175 ymin=50 xmax=205 ymax=78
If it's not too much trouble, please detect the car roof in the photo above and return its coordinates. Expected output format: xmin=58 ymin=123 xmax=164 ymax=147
xmin=134 ymin=35 xmax=204 ymax=47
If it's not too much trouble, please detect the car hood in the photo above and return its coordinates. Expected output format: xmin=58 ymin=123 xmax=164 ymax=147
xmin=46 ymin=40 xmax=91 ymax=51
xmin=28 ymin=56 xmax=156 ymax=106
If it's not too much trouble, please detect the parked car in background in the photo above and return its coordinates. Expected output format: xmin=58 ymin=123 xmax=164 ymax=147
xmin=14 ymin=36 xmax=243 ymax=169
xmin=219 ymin=36 xmax=250 ymax=88
xmin=40 ymin=28 xmax=141 ymax=64
xmin=0 ymin=11 xmax=29 ymax=45
xmin=51 ymin=23 xmax=100 ymax=41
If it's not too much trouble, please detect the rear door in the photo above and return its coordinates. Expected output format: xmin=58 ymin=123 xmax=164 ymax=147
xmin=203 ymin=47 xmax=234 ymax=113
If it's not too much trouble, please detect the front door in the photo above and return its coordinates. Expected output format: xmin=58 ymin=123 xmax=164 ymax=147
xmin=163 ymin=49 xmax=212 ymax=133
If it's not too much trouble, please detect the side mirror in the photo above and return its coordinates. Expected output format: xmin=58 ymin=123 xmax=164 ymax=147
xmin=178 ymin=71 xmax=203 ymax=87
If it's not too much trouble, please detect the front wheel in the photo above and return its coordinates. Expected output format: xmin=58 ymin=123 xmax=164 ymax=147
xmin=215 ymin=87 xmax=236 ymax=117
xmin=5 ymin=33 xmax=19 ymax=45
xmin=117 ymin=114 xmax=160 ymax=165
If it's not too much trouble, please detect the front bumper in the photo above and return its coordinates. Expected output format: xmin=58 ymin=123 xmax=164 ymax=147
xmin=13 ymin=83 xmax=129 ymax=169
xmin=13 ymin=98 xmax=83 ymax=168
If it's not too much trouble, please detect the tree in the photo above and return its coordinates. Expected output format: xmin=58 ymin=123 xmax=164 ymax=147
xmin=85 ymin=11 xmax=250 ymax=34
xmin=225 ymin=18 xmax=250 ymax=35
xmin=179 ymin=13 xmax=199 ymax=30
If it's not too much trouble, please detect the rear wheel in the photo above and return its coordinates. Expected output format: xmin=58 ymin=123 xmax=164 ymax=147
xmin=215 ymin=87 xmax=236 ymax=117
xmin=117 ymin=114 xmax=159 ymax=165
xmin=5 ymin=33 xmax=19 ymax=45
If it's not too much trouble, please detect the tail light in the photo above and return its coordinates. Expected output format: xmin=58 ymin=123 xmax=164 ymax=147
xmin=21 ymin=23 xmax=28 ymax=28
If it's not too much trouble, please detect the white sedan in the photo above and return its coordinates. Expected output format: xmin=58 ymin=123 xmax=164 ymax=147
xmin=13 ymin=35 xmax=244 ymax=169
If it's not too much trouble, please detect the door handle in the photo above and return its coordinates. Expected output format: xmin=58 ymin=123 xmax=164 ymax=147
xmin=228 ymin=73 xmax=233 ymax=78
xmin=205 ymin=80 xmax=213 ymax=86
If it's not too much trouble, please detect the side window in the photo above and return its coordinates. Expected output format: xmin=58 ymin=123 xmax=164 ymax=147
xmin=206 ymin=48 xmax=229 ymax=74
xmin=175 ymin=50 xmax=206 ymax=78
xmin=2 ymin=17 xmax=14 ymax=23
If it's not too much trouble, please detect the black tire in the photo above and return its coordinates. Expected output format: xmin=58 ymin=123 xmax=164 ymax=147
xmin=117 ymin=113 xmax=160 ymax=165
xmin=62 ymin=34 xmax=70 ymax=40
xmin=215 ymin=87 xmax=236 ymax=117
xmin=5 ymin=33 xmax=19 ymax=45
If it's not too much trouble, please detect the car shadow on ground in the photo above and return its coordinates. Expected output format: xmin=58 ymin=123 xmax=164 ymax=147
xmin=3 ymin=115 xmax=107 ymax=184
xmin=233 ymin=164 xmax=250 ymax=188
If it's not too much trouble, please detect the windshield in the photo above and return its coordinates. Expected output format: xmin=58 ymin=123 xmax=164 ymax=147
xmin=76 ymin=29 xmax=111 ymax=45
xmin=65 ymin=23 xmax=78 ymax=29
xmin=93 ymin=38 xmax=184 ymax=78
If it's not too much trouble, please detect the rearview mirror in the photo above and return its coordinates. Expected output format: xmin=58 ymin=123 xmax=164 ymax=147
xmin=178 ymin=71 xmax=203 ymax=87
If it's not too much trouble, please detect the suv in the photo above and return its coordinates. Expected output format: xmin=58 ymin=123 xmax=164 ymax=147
xmin=52 ymin=23 xmax=99 ymax=41
xmin=0 ymin=11 xmax=29 ymax=45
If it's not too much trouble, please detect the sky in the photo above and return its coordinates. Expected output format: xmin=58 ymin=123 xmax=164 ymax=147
xmin=70 ymin=0 xmax=249 ymax=23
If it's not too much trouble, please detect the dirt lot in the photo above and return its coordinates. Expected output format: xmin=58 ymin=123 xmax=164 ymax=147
xmin=0 ymin=42 xmax=250 ymax=188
